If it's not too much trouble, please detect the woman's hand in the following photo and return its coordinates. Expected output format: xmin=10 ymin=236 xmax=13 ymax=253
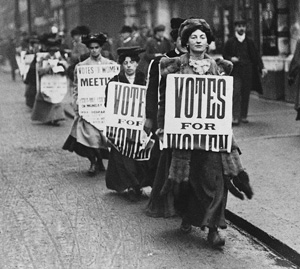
xmin=143 ymin=118 xmax=153 ymax=135
xmin=155 ymin=128 xmax=164 ymax=143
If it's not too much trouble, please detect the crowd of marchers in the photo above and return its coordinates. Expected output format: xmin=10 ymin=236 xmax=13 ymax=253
xmin=1 ymin=18 xmax=262 ymax=249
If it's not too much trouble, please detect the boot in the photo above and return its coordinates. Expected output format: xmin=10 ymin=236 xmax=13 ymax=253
xmin=207 ymin=228 xmax=225 ymax=248
xmin=88 ymin=161 xmax=97 ymax=176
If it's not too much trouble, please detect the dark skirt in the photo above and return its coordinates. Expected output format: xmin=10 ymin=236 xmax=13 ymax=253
xmin=25 ymin=84 xmax=37 ymax=109
xmin=178 ymin=150 xmax=228 ymax=230
xmin=31 ymin=92 xmax=65 ymax=123
xmin=105 ymin=147 xmax=145 ymax=192
xmin=145 ymin=149 xmax=177 ymax=218
xmin=63 ymin=135 xmax=109 ymax=160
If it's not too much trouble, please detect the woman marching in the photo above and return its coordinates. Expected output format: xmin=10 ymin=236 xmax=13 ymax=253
xmin=105 ymin=46 xmax=157 ymax=201
xmin=63 ymin=33 xmax=115 ymax=175
xmin=31 ymin=34 xmax=68 ymax=126
xmin=156 ymin=18 xmax=253 ymax=248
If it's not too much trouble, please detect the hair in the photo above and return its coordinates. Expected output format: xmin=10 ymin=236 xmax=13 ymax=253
xmin=118 ymin=54 xmax=140 ymax=64
xmin=181 ymin=24 xmax=214 ymax=47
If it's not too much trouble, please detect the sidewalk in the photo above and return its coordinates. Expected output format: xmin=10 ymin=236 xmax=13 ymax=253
xmin=228 ymin=94 xmax=300 ymax=257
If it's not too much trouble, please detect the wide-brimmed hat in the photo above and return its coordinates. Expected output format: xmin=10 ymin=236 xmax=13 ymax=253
xmin=179 ymin=18 xmax=214 ymax=46
xmin=81 ymin=33 xmax=107 ymax=47
xmin=117 ymin=46 xmax=145 ymax=64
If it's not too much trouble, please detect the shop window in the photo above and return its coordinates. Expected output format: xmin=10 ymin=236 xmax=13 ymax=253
xmin=260 ymin=0 xmax=278 ymax=55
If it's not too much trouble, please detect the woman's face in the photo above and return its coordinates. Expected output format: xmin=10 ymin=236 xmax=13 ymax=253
xmin=122 ymin=56 xmax=138 ymax=76
xmin=187 ymin=29 xmax=208 ymax=54
xmin=88 ymin=42 xmax=102 ymax=58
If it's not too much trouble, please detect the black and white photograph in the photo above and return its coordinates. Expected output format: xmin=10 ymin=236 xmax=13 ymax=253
xmin=0 ymin=0 xmax=299 ymax=268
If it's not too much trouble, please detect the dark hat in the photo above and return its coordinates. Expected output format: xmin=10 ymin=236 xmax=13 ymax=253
xmin=117 ymin=46 xmax=145 ymax=64
xmin=77 ymin=25 xmax=91 ymax=35
xmin=170 ymin=18 xmax=185 ymax=30
xmin=70 ymin=25 xmax=90 ymax=37
xmin=179 ymin=18 xmax=214 ymax=46
xmin=153 ymin=24 xmax=165 ymax=33
xmin=234 ymin=17 xmax=247 ymax=25
xmin=82 ymin=33 xmax=107 ymax=47
xmin=120 ymin=25 xmax=132 ymax=34
xmin=70 ymin=27 xmax=81 ymax=37
xmin=29 ymin=35 xmax=40 ymax=44
xmin=170 ymin=17 xmax=185 ymax=41
xmin=39 ymin=33 xmax=60 ymax=47
xmin=45 ymin=37 xmax=61 ymax=48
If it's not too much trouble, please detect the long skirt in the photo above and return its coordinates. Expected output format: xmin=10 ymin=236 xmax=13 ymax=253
xmin=25 ymin=84 xmax=36 ymax=109
xmin=105 ymin=147 xmax=146 ymax=193
xmin=178 ymin=150 xmax=228 ymax=230
xmin=62 ymin=116 xmax=108 ymax=158
xmin=145 ymin=149 xmax=177 ymax=218
xmin=31 ymin=92 xmax=65 ymax=123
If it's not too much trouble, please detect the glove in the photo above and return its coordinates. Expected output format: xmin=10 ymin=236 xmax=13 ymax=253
xmin=225 ymin=176 xmax=244 ymax=200
xmin=232 ymin=170 xmax=253 ymax=199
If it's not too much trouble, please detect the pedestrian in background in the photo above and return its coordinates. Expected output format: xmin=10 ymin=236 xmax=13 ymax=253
xmin=67 ymin=26 xmax=90 ymax=82
xmin=114 ymin=26 xmax=140 ymax=58
xmin=140 ymin=24 xmax=173 ymax=75
xmin=6 ymin=37 xmax=18 ymax=81
xmin=223 ymin=18 xmax=267 ymax=126
xmin=63 ymin=33 xmax=115 ymax=176
xmin=288 ymin=38 xmax=300 ymax=120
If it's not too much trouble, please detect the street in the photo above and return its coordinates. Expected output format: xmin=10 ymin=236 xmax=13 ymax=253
xmin=0 ymin=69 xmax=297 ymax=269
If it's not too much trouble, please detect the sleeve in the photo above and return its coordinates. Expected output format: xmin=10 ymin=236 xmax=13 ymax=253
xmin=72 ymin=64 xmax=79 ymax=113
xmin=104 ymin=75 xmax=118 ymax=107
xmin=145 ymin=57 xmax=161 ymax=120
xmin=222 ymin=39 xmax=233 ymax=61
xmin=144 ymin=39 xmax=156 ymax=62
xmin=289 ymin=39 xmax=300 ymax=80
xmin=157 ymin=72 xmax=167 ymax=129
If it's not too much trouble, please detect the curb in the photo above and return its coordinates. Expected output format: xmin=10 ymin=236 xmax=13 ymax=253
xmin=225 ymin=209 xmax=300 ymax=268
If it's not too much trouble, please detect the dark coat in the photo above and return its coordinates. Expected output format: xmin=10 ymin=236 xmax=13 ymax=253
xmin=223 ymin=36 xmax=264 ymax=94
xmin=145 ymin=49 xmax=184 ymax=131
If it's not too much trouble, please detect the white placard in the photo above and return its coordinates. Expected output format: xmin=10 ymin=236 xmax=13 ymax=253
xmin=40 ymin=74 xmax=68 ymax=104
xmin=163 ymin=74 xmax=233 ymax=152
xmin=77 ymin=64 xmax=120 ymax=130
xmin=105 ymin=81 xmax=154 ymax=160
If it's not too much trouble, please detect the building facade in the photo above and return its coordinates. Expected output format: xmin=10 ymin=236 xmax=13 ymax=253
xmin=1 ymin=0 xmax=300 ymax=101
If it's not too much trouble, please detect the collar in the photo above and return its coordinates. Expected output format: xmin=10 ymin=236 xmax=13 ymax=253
xmin=235 ymin=32 xmax=246 ymax=43
xmin=123 ymin=36 xmax=132 ymax=44
xmin=125 ymin=73 xmax=135 ymax=84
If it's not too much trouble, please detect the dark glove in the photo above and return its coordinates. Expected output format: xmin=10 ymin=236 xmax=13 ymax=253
xmin=225 ymin=176 xmax=244 ymax=200
xmin=232 ymin=170 xmax=253 ymax=199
